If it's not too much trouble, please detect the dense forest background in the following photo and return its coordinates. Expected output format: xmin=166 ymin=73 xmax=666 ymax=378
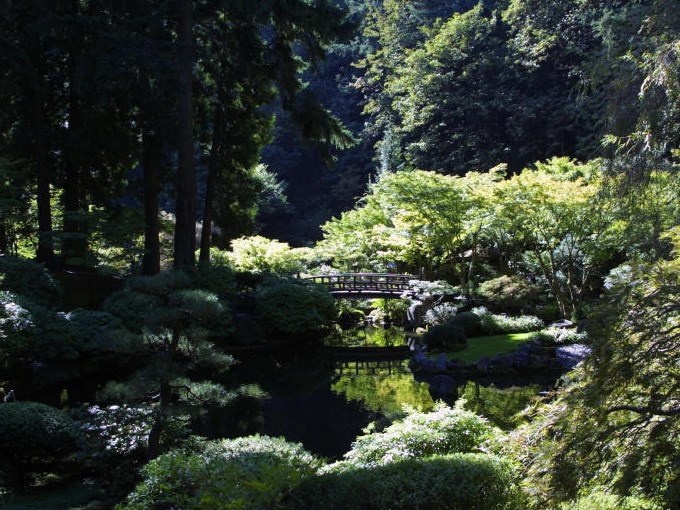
xmin=2 ymin=0 xmax=678 ymax=263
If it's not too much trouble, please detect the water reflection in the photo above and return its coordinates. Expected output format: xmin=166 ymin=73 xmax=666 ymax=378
xmin=331 ymin=359 xmax=434 ymax=419
xmin=325 ymin=326 xmax=408 ymax=347
xmin=199 ymin=349 xmax=551 ymax=459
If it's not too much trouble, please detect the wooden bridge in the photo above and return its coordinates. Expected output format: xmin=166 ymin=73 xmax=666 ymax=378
xmin=305 ymin=273 xmax=416 ymax=298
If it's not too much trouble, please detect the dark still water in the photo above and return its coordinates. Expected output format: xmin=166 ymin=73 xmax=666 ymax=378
xmin=198 ymin=347 xmax=555 ymax=460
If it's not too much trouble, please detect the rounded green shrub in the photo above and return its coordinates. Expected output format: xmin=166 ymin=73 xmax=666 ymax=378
xmin=477 ymin=275 xmax=539 ymax=313
xmin=342 ymin=403 xmax=501 ymax=468
xmin=423 ymin=323 xmax=467 ymax=350
xmin=0 ymin=255 xmax=61 ymax=307
xmin=0 ymin=402 xmax=82 ymax=488
xmin=448 ymin=311 xmax=483 ymax=337
xmin=287 ymin=453 xmax=522 ymax=510
xmin=256 ymin=279 xmax=336 ymax=340
xmin=119 ymin=435 xmax=321 ymax=510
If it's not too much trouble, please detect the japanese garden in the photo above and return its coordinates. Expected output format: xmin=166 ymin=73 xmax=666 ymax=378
xmin=0 ymin=1 xmax=678 ymax=509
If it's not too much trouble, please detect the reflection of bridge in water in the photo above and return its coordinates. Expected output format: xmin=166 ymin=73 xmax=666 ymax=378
xmin=335 ymin=359 xmax=412 ymax=376
xmin=305 ymin=273 xmax=416 ymax=298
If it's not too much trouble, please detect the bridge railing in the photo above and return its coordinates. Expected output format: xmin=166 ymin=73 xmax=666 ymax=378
xmin=305 ymin=273 xmax=416 ymax=294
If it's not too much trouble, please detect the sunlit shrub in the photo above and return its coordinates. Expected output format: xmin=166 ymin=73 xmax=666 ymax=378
xmin=119 ymin=435 xmax=320 ymax=510
xmin=0 ymin=402 xmax=82 ymax=488
xmin=559 ymin=489 xmax=663 ymax=510
xmin=227 ymin=236 xmax=309 ymax=275
xmin=477 ymin=275 xmax=540 ymax=313
xmin=423 ymin=302 xmax=458 ymax=326
xmin=288 ymin=453 xmax=522 ymax=510
xmin=0 ymin=291 xmax=36 ymax=363
xmin=340 ymin=402 xmax=501 ymax=468
xmin=423 ymin=323 xmax=467 ymax=350
xmin=256 ymin=279 xmax=336 ymax=340
xmin=451 ymin=307 xmax=543 ymax=336
xmin=0 ymin=255 xmax=61 ymax=307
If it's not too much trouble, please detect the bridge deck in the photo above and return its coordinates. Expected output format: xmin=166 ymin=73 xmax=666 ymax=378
xmin=305 ymin=273 xmax=416 ymax=298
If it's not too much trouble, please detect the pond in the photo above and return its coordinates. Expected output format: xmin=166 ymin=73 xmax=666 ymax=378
xmin=199 ymin=342 xmax=559 ymax=460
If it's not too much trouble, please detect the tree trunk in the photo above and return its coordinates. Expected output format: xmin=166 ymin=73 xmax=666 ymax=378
xmin=62 ymin=0 xmax=87 ymax=265
xmin=198 ymin=103 xmax=225 ymax=265
xmin=142 ymin=130 xmax=162 ymax=275
xmin=31 ymin=89 xmax=55 ymax=267
xmin=173 ymin=0 xmax=196 ymax=269
xmin=0 ymin=223 xmax=7 ymax=254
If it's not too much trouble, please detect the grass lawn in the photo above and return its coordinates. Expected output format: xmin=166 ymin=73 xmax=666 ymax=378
xmin=436 ymin=332 xmax=535 ymax=363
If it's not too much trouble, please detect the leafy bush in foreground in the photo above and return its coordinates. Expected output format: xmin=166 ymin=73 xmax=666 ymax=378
xmin=0 ymin=402 xmax=82 ymax=488
xmin=340 ymin=402 xmax=501 ymax=468
xmin=119 ymin=435 xmax=320 ymax=510
xmin=287 ymin=453 xmax=522 ymax=510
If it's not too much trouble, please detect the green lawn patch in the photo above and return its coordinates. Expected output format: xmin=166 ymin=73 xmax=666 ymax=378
xmin=436 ymin=333 xmax=534 ymax=363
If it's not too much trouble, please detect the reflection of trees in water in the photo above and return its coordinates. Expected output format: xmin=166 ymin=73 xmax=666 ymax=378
xmin=460 ymin=382 xmax=541 ymax=430
xmin=331 ymin=360 xmax=435 ymax=419
xmin=326 ymin=326 xmax=407 ymax=347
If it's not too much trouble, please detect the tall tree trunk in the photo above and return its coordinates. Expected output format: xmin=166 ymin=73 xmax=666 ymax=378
xmin=62 ymin=0 xmax=87 ymax=265
xmin=199 ymin=103 xmax=225 ymax=265
xmin=142 ymin=130 xmax=162 ymax=275
xmin=173 ymin=0 xmax=196 ymax=269
xmin=31 ymin=89 xmax=55 ymax=267
xmin=0 ymin=224 xmax=7 ymax=254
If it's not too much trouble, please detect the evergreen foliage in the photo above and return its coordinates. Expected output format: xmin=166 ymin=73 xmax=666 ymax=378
xmin=256 ymin=279 xmax=336 ymax=339
xmin=0 ymin=402 xmax=82 ymax=488
xmin=119 ymin=435 xmax=320 ymax=510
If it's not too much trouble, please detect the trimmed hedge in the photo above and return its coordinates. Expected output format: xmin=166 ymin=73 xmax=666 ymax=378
xmin=286 ymin=454 xmax=522 ymax=510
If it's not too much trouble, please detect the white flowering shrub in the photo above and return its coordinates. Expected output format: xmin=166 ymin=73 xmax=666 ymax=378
xmin=340 ymin=402 xmax=502 ymax=469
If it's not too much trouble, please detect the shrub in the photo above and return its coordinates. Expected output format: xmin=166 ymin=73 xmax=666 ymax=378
xmin=423 ymin=323 xmax=467 ymax=350
xmin=0 ymin=402 xmax=82 ymax=488
xmin=193 ymin=264 xmax=237 ymax=299
xmin=0 ymin=291 xmax=37 ymax=363
xmin=538 ymin=326 xmax=588 ymax=345
xmin=228 ymin=236 xmax=308 ymax=275
xmin=119 ymin=435 xmax=320 ymax=510
xmin=477 ymin=275 xmax=539 ymax=313
xmin=287 ymin=454 xmax=522 ymax=510
xmin=476 ymin=308 xmax=544 ymax=335
xmin=448 ymin=311 xmax=483 ymax=337
xmin=341 ymin=402 xmax=501 ymax=468
xmin=559 ymin=490 xmax=663 ymax=510
xmin=0 ymin=255 xmax=61 ymax=307
xmin=423 ymin=302 xmax=458 ymax=326
xmin=256 ymin=279 xmax=336 ymax=339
